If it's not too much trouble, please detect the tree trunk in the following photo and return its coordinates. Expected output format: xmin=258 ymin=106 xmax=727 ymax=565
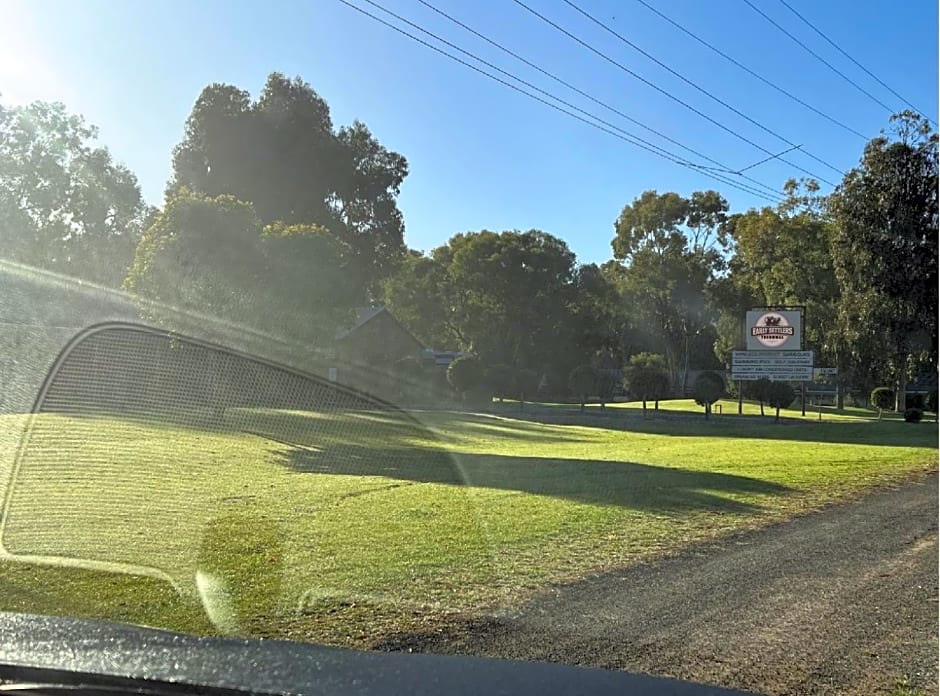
xmin=654 ymin=398 xmax=660 ymax=410
xmin=704 ymin=404 xmax=710 ymax=420
xmin=836 ymin=383 xmax=844 ymax=410
xmin=642 ymin=399 xmax=647 ymax=419
xmin=580 ymin=399 xmax=585 ymax=414
xmin=681 ymin=335 xmax=691 ymax=399
xmin=738 ymin=382 xmax=743 ymax=415
xmin=775 ymin=406 xmax=780 ymax=423
xmin=896 ymin=374 xmax=907 ymax=413
xmin=759 ymin=400 xmax=764 ymax=416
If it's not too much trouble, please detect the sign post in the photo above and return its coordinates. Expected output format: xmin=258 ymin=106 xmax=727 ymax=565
xmin=734 ymin=308 xmax=810 ymax=418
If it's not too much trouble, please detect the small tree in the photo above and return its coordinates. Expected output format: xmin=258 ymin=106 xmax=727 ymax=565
xmin=692 ymin=371 xmax=724 ymax=420
xmin=484 ymin=364 xmax=516 ymax=403
xmin=516 ymin=368 xmax=540 ymax=411
xmin=870 ymin=387 xmax=895 ymax=420
xmin=447 ymin=356 xmax=483 ymax=402
xmin=743 ymin=378 xmax=772 ymax=416
xmin=568 ymin=364 xmax=597 ymax=413
xmin=624 ymin=353 xmax=670 ymax=418
xmin=767 ymin=381 xmax=796 ymax=423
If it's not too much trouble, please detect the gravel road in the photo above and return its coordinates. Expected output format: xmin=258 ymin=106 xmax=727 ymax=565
xmin=378 ymin=473 xmax=938 ymax=695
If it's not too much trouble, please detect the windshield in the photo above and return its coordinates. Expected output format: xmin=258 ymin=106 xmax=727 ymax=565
xmin=0 ymin=1 xmax=937 ymax=694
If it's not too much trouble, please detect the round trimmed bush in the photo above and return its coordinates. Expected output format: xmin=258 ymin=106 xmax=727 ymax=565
xmin=568 ymin=364 xmax=597 ymax=406
xmin=447 ymin=356 xmax=483 ymax=397
xmin=767 ymin=381 xmax=796 ymax=422
xmin=692 ymin=371 xmax=724 ymax=418
xmin=870 ymin=387 xmax=894 ymax=411
xmin=904 ymin=408 xmax=923 ymax=423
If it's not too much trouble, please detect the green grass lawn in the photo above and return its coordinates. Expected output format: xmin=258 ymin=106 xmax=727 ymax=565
xmin=0 ymin=399 xmax=935 ymax=646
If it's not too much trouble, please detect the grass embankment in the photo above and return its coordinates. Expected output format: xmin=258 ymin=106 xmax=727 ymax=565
xmin=0 ymin=399 xmax=935 ymax=646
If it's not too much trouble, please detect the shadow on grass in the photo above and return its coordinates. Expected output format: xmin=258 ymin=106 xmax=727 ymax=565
xmin=273 ymin=441 xmax=789 ymax=514
xmin=479 ymin=402 xmax=938 ymax=448
xmin=222 ymin=408 xmax=588 ymax=451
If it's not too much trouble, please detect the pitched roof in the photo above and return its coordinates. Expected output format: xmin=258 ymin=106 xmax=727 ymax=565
xmin=335 ymin=306 xmax=386 ymax=340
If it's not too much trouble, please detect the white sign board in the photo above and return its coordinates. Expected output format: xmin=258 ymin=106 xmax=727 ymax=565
xmin=732 ymin=350 xmax=814 ymax=381
xmin=745 ymin=309 xmax=802 ymax=351
xmin=813 ymin=367 xmax=838 ymax=378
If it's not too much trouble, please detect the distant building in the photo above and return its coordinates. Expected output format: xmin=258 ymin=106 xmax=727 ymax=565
xmin=334 ymin=307 xmax=424 ymax=369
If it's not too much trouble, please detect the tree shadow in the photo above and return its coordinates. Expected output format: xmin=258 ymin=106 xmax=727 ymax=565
xmin=482 ymin=402 xmax=938 ymax=448
xmin=271 ymin=440 xmax=789 ymax=514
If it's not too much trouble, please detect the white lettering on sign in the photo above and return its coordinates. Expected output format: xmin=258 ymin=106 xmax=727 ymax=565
xmin=732 ymin=350 xmax=814 ymax=381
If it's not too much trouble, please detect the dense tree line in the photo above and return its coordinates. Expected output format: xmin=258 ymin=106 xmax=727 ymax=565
xmin=1 ymin=73 xmax=935 ymax=409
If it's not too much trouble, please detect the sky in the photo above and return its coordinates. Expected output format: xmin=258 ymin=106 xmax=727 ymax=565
xmin=1 ymin=0 xmax=936 ymax=264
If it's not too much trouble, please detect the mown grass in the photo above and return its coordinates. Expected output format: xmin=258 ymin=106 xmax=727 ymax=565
xmin=0 ymin=399 xmax=935 ymax=646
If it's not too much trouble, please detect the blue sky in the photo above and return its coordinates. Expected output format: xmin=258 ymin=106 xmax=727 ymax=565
xmin=1 ymin=0 xmax=936 ymax=264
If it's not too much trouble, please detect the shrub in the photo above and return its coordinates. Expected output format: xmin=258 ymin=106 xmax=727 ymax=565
xmin=905 ymin=393 xmax=925 ymax=410
xmin=692 ymin=371 xmax=724 ymax=419
xmin=904 ymin=408 xmax=923 ymax=423
xmin=870 ymin=387 xmax=894 ymax=419
xmin=447 ymin=356 xmax=483 ymax=399
xmin=623 ymin=352 xmax=670 ymax=416
xmin=568 ymin=364 xmax=597 ymax=412
xmin=766 ymin=381 xmax=796 ymax=423
xmin=743 ymin=377 xmax=773 ymax=416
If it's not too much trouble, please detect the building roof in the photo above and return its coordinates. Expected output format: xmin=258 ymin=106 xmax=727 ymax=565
xmin=334 ymin=306 xmax=424 ymax=356
xmin=334 ymin=306 xmax=388 ymax=340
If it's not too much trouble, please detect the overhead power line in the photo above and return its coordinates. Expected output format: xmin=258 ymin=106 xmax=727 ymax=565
xmin=414 ymin=0 xmax=782 ymax=194
xmin=510 ymin=0 xmax=839 ymax=187
xmin=631 ymin=0 xmax=867 ymax=140
xmin=553 ymin=0 xmax=845 ymax=179
xmin=736 ymin=144 xmax=803 ymax=174
xmin=741 ymin=0 xmax=908 ymax=121
xmin=357 ymin=0 xmax=782 ymax=200
xmin=336 ymin=0 xmax=784 ymax=202
xmin=775 ymin=0 xmax=937 ymax=126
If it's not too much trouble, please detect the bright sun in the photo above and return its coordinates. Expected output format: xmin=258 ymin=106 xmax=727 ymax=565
xmin=0 ymin=0 xmax=73 ymax=106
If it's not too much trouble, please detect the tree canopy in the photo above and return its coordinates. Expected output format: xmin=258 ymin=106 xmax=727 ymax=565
xmin=829 ymin=112 xmax=938 ymax=407
xmin=124 ymin=189 xmax=357 ymax=349
xmin=0 ymin=100 xmax=149 ymax=286
xmin=385 ymin=229 xmax=618 ymax=385
xmin=169 ymin=73 xmax=408 ymax=299
xmin=623 ymin=352 xmax=670 ymax=416
xmin=4 ymin=78 xmax=929 ymax=413
xmin=608 ymin=190 xmax=727 ymax=389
